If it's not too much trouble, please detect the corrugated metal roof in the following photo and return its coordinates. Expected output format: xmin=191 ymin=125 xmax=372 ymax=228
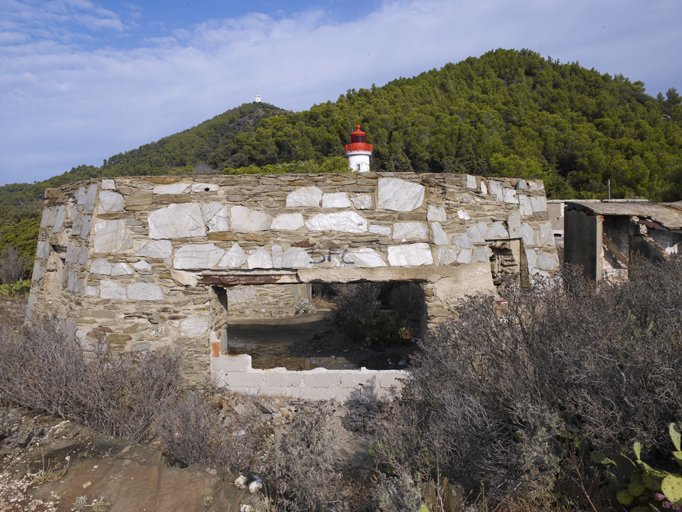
xmin=566 ymin=201 xmax=682 ymax=230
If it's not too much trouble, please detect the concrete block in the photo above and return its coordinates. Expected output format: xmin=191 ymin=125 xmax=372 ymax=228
xmin=211 ymin=354 xmax=253 ymax=373
xmin=263 ymin=371 xmax=304 ymax=388
xmin=225 ymin=371 xmax=265 ymax=388
xmin=302 ymin=370 xmax=342 ymax=388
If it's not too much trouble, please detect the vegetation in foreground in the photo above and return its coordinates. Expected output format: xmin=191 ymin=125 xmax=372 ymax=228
xmin=1 ymin=257 xmax=681 ymax=511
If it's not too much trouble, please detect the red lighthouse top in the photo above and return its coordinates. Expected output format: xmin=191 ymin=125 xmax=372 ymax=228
xmin=344 ymin=125 xmax=373 ymax=153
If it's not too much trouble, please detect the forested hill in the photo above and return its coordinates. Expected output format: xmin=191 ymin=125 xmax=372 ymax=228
xmin=2 ymin=48 xmax=682 ymax=261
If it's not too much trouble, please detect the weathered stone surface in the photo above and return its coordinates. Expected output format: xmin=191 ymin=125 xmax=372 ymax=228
xmin=286 ymin=186 xmax=322 ymax=207
xmin=437 ymin=247 xmax=458 ymax=265
xmin=387 ymin=243 xmax=433 ymax=266
xmin=219 ymin=243 xmax=247 ymax=268
xmin=518 ymin=195 xmax=533 ymax=216
xmin=538 ymin=251 xmax=559 ymax=271
xmin=85 ymin=184 xmax=97 ymax=212
xmin=457 ymin=209 xmax=470 ymax=220
xmin=427 ymin=205 xmax=446 ymax=222
xmin=503 ymin=189 xmax=518 ymax=204
xmin=230 ymin=206 xmax=272 ymax=232
xmin=522 ymin=223 xmax=540 ymax=246
xmin=149 ymin=203 xmax=206 ymax=239
xmin=90 ymin=258 xmax=112 ymax=275
xmin=136 ymin=240 xmax=173 ymax=259
xmin=133 ymin=260 xmax=152 ymax=271
xmin=350 ymin=194 xmax=372 ymax=210
xmin=272 ymin=213 xmax=304 ymax=230
xmin=369 ymin=225 xmax=392 ymax=236
xmin=517 ymin=180 xmax=527 ymax=190
xmin=85 ymin=286 xmax=99 ymax=296
xmin=179 ymin=317 xmax=208 ymax=337
xmin=93 ymin=220 xmax=133 ymax=253
xmin=247 ymin=247 xmax=273 ymax=269
xmin=507 ymin=212 xmax=522 ymax=238
xmin=191 ymin=183 xmax=220 ymax=192
xmin=431 ymin=223 xmax=450 ymax=245
xmin=52 ymin=205 xmax=66 ymax=233
xmin=467 ymin=222 xmax=487 ymax=243
xmin=457 ymin=248 xmax=472 ymax=264
xmin=36 ymin=240 xmax=50 ymax=259
xmin=101 ymin=179 xmax=116 ymax=190
xmin=473 ymin=246 xmax=490 ymax=262
xmin=128 ymin=282 xmax=164 ymax=301
xmin=99 ymin=280 xmax=127 ymax=300
xmin=305 ymin=212 xmax=368 ymax=233
xmin=345 ymin=248 xmax=386 ymax=268
xmin=79 ymin=215 xmax=92 ymax=239
xmin=539 ymin=221 xmax=555 ymax=246
xmin=272 ymin=245 xmax=282 ymax=268
xmin=322 ymin=192 xmax=351 ymax=208
xmin=393 ymin=222 xmax=429 ymax=241
xmin=201 ymin=203 xmax=229 ymax=232
xmin=453 ymin=234 xmax=473 ymax=249
xmin=529 ymin=181 xmax=544 ymax=191
xmin=174 ymin=244 xmax=225 ymax=269
xmin=125 ymin=190 xmax=153 ymax=209
xmin=466 ymin=175 xmax=477 ymax=189
xmin=281 ymin=247 xmax=314 ymax=268
xmin=171 ymin=269 xmax=198 ymax=286
xmin=531 ymin=196 xmax=547 ymax=212
xmin=480 ymin=181 xmax=488 ymax=195
xmin=485 ymin=222 xmax=509 ymax=240
xmin=154 ymin=183 xmax=190 ymax=195
xmin=97 ymin=191 xmax=125 ymax=213
xmin=377 ymin=178 xmax=425 ymax=212
xmin=111 ymin=262 xmax=134 ymax=276
xmin=488 ymin=181 xmax=504 ymax=202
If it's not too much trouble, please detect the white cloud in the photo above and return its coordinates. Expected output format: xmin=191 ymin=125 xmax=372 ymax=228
xmin=0 ymin=0 xmax=680 ymax=184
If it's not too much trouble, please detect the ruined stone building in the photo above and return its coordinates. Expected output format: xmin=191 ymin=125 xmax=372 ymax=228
xmin=28 ymin=173 xmax=558 ymax=400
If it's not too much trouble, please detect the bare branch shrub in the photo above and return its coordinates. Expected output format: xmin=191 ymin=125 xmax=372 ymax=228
xmin=0 ymin=246 xmax=30 ymax=284
xmin=374 ymin=257 xmax=682 ymax=505
xmin=0 ymin=317 xmax=182 ymax=443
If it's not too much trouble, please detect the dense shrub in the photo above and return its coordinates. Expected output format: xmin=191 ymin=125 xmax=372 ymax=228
xmin=374 ymin=258 xmax=682 ymax=507
xmin=0 ymin=317 xmax=182 ymax=443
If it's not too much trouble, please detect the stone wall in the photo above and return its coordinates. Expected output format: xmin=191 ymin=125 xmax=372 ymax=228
xmin=28 ymin=173 xmax=558 ymax=390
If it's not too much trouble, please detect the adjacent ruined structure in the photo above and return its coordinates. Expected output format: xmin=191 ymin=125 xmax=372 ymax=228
xmin=28 ymin=173 xmax=559 ymax=399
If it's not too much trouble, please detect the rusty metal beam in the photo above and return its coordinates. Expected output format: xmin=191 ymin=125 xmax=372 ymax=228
xmin=198 ymin=273 xmax=302 ymax=287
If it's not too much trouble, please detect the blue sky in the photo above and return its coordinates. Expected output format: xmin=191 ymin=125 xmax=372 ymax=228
xmin=1 ymin=0 xmax=681 ymax=186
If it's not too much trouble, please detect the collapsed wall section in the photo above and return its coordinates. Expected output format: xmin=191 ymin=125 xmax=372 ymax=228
xmin=28 ymin=173 xmax=558 ymax=391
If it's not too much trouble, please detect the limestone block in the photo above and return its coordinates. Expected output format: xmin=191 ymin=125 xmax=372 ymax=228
xmin=97 ymin=191 xmax=124 ymax=213
xmin=133 ymin=260 xmax=152 ymax=271
xmin=377 ymin=178 xmax=425 ymax=212
xmin=85 ymin=184 xmax=97 ymax=212
xmin=148 ymin=203 xmax=206 ymax=239
xmin=219 ymin=243 xmax=247 ymax=268
xmin=393 ymin=222 xmax=429 ymax=241
xmin=179 ymin=317 xmax=208 ymax=337
xmin=174 ymin=243 xmax=225 ymax=269
xmin=485 ymin=222 xmax=509 ymax=240
xmin=466 ymin=175 xmax=477 ymax=189
xmin=272 ymin=245 xmax=282 ymax=268
xmin=93 ymin=220 xmax=133 ymax=253
xmin=466 ymin=222 xmax=487 ymax=244
xmin=281 ymin=247 xmax=314 ymax=268
xmin=502 ymin=189 xmax=517 ymax=204
xmin=79 ymin=215 xmax=92 ymax=239
xmin=247 ymin=247 xmax=273 ymax=269
xmin=136 ymin=240 xmax=173 ymax=259
xmin=452 ymin=234 xmax=473 ymax=249
xmin=36 ymin=241 xmax=50 ymax=260
xmin=191 ymin=183 xmax=220 ymax=192
xmin=431 ymin=223 xmax=450 ymax=245
xmin=387 ymin=243 xmax=434 ymax=267
xmin=52 ymin=205 xmax=66 ymax=234
xmin=529 ymin=181 xmax=544 ymax=191
xmin=369 ymin=225 xmax=391 ymax=236
xmin=127 ymin=282 xmax=164 ymax=301
xmin=507 ymin=212 xmax=522 ymax=238
xmin=286 ymin=186 xmax=323 ymax=207
xmin=480 ymin=181 xmax=488 ymax=195
xmin=488 ymin=181 xmax=504 ymax=202
xmin=473 ymin=246 xmax=490 ymax=262
xmin=201 ymin=203 xmax=229 ymax=232
xmin=305 ymin=212 xmax=367 ymax=233
xmin=85 ymin=286 xmax=99 ymax=297
xmin=457 ymin=209 xmax=470 ymax=220
xmin=228 ymin=288 xmax=246 ymax=303
xmin=457 ymin=248 xmax=472 ymax=264
xmin=538 ymin=251 xmax=559 ymax=271
xmin=525 ymin=249 xmax=538 ymax=273
xmin=350 ymin=194 xmax=372 ymax=210
xmin=522 ymin=223 xmax=540 ymax=246
xmin=111 ymin=262 xmax=134 ymax=276
xmin=437 ymin=247 xmax=458 ymax=265
xmin=171 ymin=269 xmax=198 ymax=286
xmin=101 ymin=179 xmax=116 ymax=190
xmin=40 ymin=208 xmax=55 ymax=229
xmin=230 ymin=206 xmax=272 ymax=232
xmin=345 ymin=248 xmax=386 ymax=268
xmin=272 ymin=213 xmax=304 ymax=230
xmin=427 ymin=205 xmax=446 ymax=222
xmin=90 ymin=258 xmax=111 ymax=275
xmin=322 ymin=192 xmax=351 ymax=208
xmin=154 ymin=183 xmax=190 ymax=195
xmin=531 ymin=196 xmax=547 ymax=213
xmin=32 ymin=261 xmax=43 ymax=282
xmin=518 ymin=195 xmax=533 ymax=216
xmin=99 ymin=280 xmax=127 ymax=300
xmin=539 ymin=222 xmax=555 ymax=246
xmin=78 ymin=243 xmax=88 ymax=265
xmin=517 ymin=180 xmax=528 ymax=190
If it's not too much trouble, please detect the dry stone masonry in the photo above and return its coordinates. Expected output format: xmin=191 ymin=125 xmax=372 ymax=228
xmin=29 ymin=173 xmax=559 ymax=396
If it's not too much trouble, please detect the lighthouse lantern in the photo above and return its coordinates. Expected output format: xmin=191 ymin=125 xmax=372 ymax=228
xmin=344 ymin=125 xmax=372 ymax=173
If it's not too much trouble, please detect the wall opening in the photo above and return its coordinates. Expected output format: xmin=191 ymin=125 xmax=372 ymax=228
xmin=227 ymin=281 xmax=425 ymax=371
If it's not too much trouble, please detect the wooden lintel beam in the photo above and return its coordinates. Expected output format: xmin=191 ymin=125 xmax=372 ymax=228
xmin=198 ymin=274 xmax=301 ymax=287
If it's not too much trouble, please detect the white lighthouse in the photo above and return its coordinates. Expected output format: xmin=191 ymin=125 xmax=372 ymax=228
xmin=344 ymin=125 xmax=372 ymax=173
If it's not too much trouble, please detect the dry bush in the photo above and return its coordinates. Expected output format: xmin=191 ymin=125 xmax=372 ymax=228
xmin=374 ymin=257 xmax=682 ymax=508
xmin=0 ymin=246 xmax=30 ymax=284
xmin=156 ymin=390 xmax=265 ymax=472
xmin=0 ymin=317 xmax=181 ymax=443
